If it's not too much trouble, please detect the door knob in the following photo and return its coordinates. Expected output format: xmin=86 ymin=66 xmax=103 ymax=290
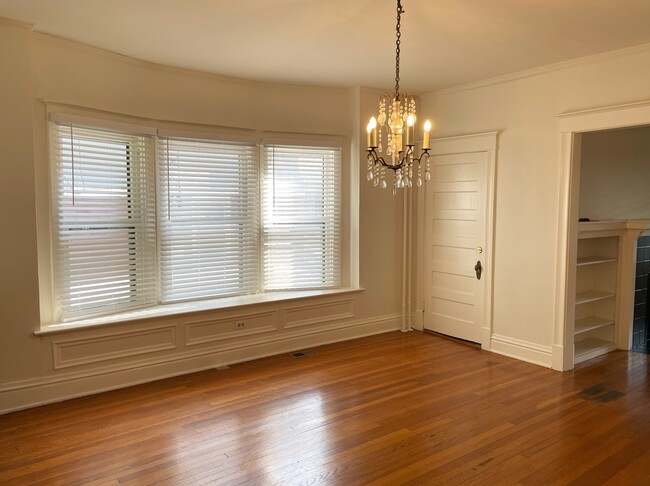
xmin=475 ymin=261 xmax=482 ymax=280
xmin=476 ymin=247 xmax=483 ymax=254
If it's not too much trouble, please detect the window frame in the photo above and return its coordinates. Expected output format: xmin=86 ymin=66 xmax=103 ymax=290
xmin=156 ymin=135 xmax=260 ymax=304
xmin=261 ymin=142 xmax=342 ymax=291
xmin=49 ymin=122 xmax=157 ymax=322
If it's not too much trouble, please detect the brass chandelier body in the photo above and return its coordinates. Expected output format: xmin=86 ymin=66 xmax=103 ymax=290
xmin=366 ymin=0 xmax=432 ymax=194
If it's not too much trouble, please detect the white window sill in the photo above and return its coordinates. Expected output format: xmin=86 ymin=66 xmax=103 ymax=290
xmin=35 ymin=288 xmax=365 ymax=336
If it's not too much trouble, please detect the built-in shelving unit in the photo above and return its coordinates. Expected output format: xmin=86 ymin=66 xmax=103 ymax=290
xmin=567 ymin=220 xmax=650 ymax=369
xmin=574 ymin=232 xmax=619 ymax=364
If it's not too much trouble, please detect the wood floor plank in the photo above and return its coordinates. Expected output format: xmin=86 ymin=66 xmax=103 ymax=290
xmin=1 ymin=331 xmax=648 ymax=485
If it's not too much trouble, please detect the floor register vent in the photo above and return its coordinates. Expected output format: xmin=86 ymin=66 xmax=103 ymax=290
xmin=290 ymin=349 xmax=319 ymax=358
xmin=579 ymin=384 xmax=625 ymax=403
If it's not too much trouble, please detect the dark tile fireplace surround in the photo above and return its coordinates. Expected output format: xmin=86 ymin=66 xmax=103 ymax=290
xmin=633 ymin=236 xmax=650 ymax=353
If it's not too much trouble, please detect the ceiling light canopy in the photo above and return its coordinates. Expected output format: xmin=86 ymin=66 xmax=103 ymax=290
xmin=365 ymin=0 xmax=432 ymax=194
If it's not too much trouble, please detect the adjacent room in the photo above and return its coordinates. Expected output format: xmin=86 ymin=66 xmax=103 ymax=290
xmin=2 ymin=1 xmax=650 ymax=484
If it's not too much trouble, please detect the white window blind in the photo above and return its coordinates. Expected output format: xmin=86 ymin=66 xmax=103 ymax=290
xmin=50 ymin=123 xmax=156 ymax=320
xmin=157 ymin=137 xmax=259 ymax=302
xmin=262 ymin=144 xmax=341 ymax=290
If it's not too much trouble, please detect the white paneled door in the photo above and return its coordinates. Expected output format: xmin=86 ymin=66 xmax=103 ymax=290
xmin=424 ymin=138 xmax=494 ymax=344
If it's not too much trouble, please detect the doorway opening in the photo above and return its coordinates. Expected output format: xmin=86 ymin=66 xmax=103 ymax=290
xmin=554 ymin=101 xmax=650 ymax=371
xmin=578 ymin=126 xmax=650 ymax=355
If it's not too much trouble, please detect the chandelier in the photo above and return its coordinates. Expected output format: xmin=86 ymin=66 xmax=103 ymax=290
xmin=366 ymin=0 xmax=432 ymax=194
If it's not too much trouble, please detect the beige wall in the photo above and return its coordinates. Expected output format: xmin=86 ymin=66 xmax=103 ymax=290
xmin=0 ymin=21 xmax=43 ymax=385
xmin=0 ymin=22 xmax=404 ymax=412
xmin=421 ymin=44 xmax=650 ymax=356
xmin=579 ymin=126 xmax=650 ymax=220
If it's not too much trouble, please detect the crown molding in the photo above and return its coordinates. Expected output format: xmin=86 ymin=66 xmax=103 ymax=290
xmin=33 ymin=31 xmax=257 ymax=86
xmin=422 ymin=41 xmax=650 ymax=100
xmin=33 ymin=31 xmax=352 ymax=92
xmin=0 ymin=15 xmax=34 ymax=30
xmin=557 ymin=99 xmax=650 ymax=119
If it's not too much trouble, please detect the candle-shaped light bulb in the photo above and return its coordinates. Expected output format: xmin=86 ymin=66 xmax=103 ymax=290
xmin=367 ymin=117 xmax=378 ymax=148
xmin=405 ymin=114 xmax=415 ymax=146
xmin=422 ymin=120 xmax=432 ymax=149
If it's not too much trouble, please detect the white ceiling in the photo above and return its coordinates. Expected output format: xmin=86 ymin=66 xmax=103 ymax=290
xmin=2 ymin=0 xmax=650 ymax=93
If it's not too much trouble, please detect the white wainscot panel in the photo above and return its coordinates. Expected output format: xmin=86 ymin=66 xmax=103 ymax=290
xmin=185 ymin=310 xmax=279 ymax=346
xmin=53 ymin=325 xmax=177 ymax=369
xmin=283 ymin=298 xmax=355 ymax=329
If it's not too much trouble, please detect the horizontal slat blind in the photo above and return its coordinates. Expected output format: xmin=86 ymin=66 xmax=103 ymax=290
xmin=50 ymin=123 xmax=156 ymax=320
xmin=262 ymin=144 xmax=341 ymax=290
xmin=157 ymin=137 xmax=259 ymax=302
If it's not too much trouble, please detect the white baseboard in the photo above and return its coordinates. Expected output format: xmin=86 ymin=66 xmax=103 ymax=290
xmin=490 ymin=334 xmax=553 ymax=368
xmin=0 ymin=314 xmax=400 ymax=414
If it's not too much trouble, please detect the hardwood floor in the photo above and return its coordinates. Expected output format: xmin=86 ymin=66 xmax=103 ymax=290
xmin=1 ymin=331 xmax=649 ymax=485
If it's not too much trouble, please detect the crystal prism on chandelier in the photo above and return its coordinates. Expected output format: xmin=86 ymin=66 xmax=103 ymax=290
xmin=366 ymin=0 xmax=432 ymax=195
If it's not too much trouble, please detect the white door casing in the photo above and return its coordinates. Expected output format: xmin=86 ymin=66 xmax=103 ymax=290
xmin=422 ymin=132 xmax=497 ymax=348
xmin=554 ymin=100 xmax=650 ymax=371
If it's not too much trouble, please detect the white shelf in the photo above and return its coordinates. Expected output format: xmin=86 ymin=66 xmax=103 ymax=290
xmin=575 ymin=290 xmax=615 ymax=305
xmin=574 ymin=338 xmax=618 ymax=364
xmin=573 ymin=232 xmax=626 ymax=366
xmin=576 ymin=256 xmax=617 ymax=267
xmin=574 ymin=316 xmax=615 ymax=335
xmin=579 ymin=220 xmax=650 ymax=234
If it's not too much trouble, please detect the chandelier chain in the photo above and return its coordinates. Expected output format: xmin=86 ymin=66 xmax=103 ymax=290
xmin=395 ymin=0 xmax=404 ymax=97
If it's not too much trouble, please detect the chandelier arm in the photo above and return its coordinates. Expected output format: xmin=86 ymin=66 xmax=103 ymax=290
xmin=367 ymin=146 xmax=428 ymax=172
xmin=413 ymin=150 xmax=431 ymax=165
xmin=367 ymin=149 xmax=388 ymax=168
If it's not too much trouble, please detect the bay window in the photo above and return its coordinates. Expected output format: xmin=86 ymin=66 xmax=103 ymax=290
xmin=49 ymin=121 xmax=342 ymax=322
